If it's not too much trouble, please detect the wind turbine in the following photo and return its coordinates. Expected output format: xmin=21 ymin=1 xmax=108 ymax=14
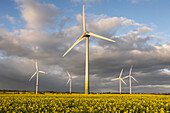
xmin=66 ymin=71 xmax=78 ymax=93
xmin=123 ymin=65 xmax=138 ymax=94
xmin=29 ymin=59 xmax=47 ymax=95
xmin=63 ymin=5 xmax=116 ymax=94
xmin=111 ymin=69 xmax=127 ymax=94
xmin=66 ymin=71 xmax=75 ymax=93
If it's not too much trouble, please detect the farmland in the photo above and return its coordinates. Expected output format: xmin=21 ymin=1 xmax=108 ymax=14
xmin=0 ymin=93 xmax=169 ymax=112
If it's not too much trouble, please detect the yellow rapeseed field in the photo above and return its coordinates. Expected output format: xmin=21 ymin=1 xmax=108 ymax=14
xmin=0 ymin=93 xmax=169 ymax=112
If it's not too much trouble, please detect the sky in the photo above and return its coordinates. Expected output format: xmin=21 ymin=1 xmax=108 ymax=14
xmin=0 ymin=0 xmax=170 ymax=93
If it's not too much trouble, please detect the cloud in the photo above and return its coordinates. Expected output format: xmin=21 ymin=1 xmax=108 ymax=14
xmin=59 ymin=16 xmax=72 ymax=30
xmin=88 ymin=17 xmax=140 ymax=34
xmin=133 ymin=85 xmax=170 ymax=88
xmin=1 ymin=14 xmax=170 ymax=93
xmin=76 ymin=14 xmax=140 ymax=35
xmin=0 ymin=28 xmax=33 ymax=57
xmin=72 ymin=0 xmax=96 ymax=2
xmin=131 ymin=0 xmax=151 ymax=3
xmin=5 ymin=14 xmax=15 ymax=24
xmin=72 ymin=0 xmax=151 ymax=4
xmin=15 ymin=0 xmax=61 ymax=29
xmin=135 ymin=26 xmax=153 ymax=34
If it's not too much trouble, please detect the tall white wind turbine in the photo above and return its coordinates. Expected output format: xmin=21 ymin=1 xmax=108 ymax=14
xmin=29 ymin=59 xmax=47 ymax=95
xmin=63 ymin=5 xmax=116 ymax=94
xmin=123 ymin=65 xmax=138 ymax=94
xmin=111 ymin=69 xmax=127 ymax=94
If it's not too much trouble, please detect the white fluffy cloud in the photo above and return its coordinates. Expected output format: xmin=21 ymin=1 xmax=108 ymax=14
xmin=88 ymin=17 xmax=140 ymax=34
xmin=72 ymin=0 xmax=151 ymax=3
xmin=131 ymin=0 xmax=151 ymax=3
xmin=15 ymin=0 xmax=61 ymax=29
xmin=76 ymin=14 xmax=140 ymax=35
xmin=5 ymin=14 xmax=15 ymax=24
xmin=72 ymin=0 xmax=96 ymax=2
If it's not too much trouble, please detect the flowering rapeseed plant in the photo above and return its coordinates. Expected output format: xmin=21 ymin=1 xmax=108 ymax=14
xmin=0 ymin=93 xmax=169 ymax=112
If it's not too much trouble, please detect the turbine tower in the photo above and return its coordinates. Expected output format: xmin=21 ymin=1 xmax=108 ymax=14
xmin=63 ymin=5 xmax=115 ymax=94
xmin=123 ymin=65 xmax=138 ymax=94
xmin=29 ymin=59 xmax=47 ymax=95
xmin=111 ymin=69 xmax=127 ymax=94
xmin=66 ymin=71 xmax=72 ymax=93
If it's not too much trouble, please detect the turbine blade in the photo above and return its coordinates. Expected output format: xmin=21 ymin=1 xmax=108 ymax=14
xmin=66 ymin=79 xmax=70 ymax=86
xmin=111 ymin=78 xmax=119 ymax=81
xmin=72 ymin=76 xmax=78 ymax=79
xmin=67 ymin=71 xmax=71 ymax=77
xmin=83 ymin=4 xmax=86 ymax=32
xmin=39 ymin=71 xmax=48 ymax=74
xmin=87 ymin=32 xmax=116 ymax=43
xmin=121 ymin=79 xmax=127 ymax=86
xmin=131 ymin=76 xmax=138 ymax=83
xmin=122 ymin=76 xmax=129 ymax=79
xmin=119 ymin=69 xmax=123 ymax=78
xmin=129 ymin=65 xmax=133 ymax=75
xmin=29 ymin=72 xmax=37 ymax=81
xmin=63 ymin=35 xmax=85 ymax=57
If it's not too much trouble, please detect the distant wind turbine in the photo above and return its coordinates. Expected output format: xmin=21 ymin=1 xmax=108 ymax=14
xmin=111 ymin=69 xmax=127 ymax=94
xmin=123 ymin=65 xmax=138 ymax=94
xmin=63 ymin=5 xmax=116 ymax=94
xmin=29 ymin=59 xmax=47 ymax=95
xmin=66 ymin=71 xmax=77 ymax=93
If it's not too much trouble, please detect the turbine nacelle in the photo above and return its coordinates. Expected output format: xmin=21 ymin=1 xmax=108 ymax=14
xmin=69 ymin=76 xmax=72 ymax=79
xmin=83 ymin=32 xmax=90 ymax=38
xmin=111 ymin=69 xmax=127 ymax=86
